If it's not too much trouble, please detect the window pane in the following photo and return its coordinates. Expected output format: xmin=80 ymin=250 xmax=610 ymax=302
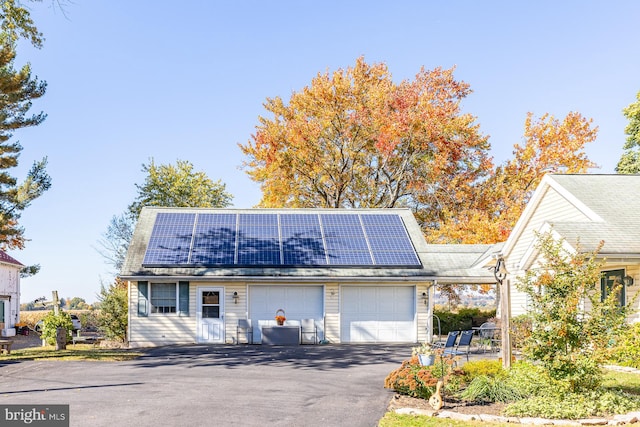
xmin=202 ymin=306 xmax=220 ymax=318
xmin=151 ymin=283 xmax=176 ymax=314
xmin=202 ymin=291 xmax=219 ymax=305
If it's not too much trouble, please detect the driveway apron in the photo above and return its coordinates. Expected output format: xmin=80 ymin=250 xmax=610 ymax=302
xmin=0 ymin=344 xmax=411 ymax=427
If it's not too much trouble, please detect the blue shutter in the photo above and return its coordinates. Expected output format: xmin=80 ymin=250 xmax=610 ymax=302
xmin=138 ymin=281 xmax=148 ymax=317
xmin=178 ymin=281 xmax=189 ymax=316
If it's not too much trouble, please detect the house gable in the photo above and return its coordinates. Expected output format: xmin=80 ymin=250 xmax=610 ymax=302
xmin=501 ymin=174 xmax=640 ymax=318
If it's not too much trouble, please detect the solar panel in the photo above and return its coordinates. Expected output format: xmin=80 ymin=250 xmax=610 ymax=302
xmin=281 ymin=214 xmax=326 ymax=265
xmin=237 ymin=213 xmax=280 ymax=265
xmin=361 ymin=214 xmax=420 ymax=266
xmin=142 ymin=213 xmax=196 ymax=265
xmin=142 ymin=212 xmax=421 ymax=267
xmin=191 ymin=213 xmax=236 ymax=264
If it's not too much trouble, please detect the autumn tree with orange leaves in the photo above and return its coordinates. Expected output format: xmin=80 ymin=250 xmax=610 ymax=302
xmin=241 ymin=57 xmax=598 ymax=248
xmin=240 ymin=57 xmax=492 ymax=228
xmin=241 ymin=58 xmax=599 ymax=306
xmin=436 ymin=112 xmax=597 ymax=244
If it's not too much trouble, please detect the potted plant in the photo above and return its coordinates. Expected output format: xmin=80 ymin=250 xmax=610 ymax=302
xmin=275 ymin=309 xmax=286 ymax=326
xmin=412 ymin=342 xmax=435 ymax=366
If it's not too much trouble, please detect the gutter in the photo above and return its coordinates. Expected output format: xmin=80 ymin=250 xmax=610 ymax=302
xmin=119 ymin=275 xmax=497 ymax=285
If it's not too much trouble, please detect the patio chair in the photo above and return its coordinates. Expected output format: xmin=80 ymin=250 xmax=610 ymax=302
xmin=236 ymin=319 xmax=253 ymax=344
xmin=431 ymin=330 xmax=459 ymax=350
xmin=444 ymin=330 xmax=474 ymax=361
xmin=301 ymin=319 xmax=317 ymax=344
xmin=478 ymin=322 xmax=497 ymax=352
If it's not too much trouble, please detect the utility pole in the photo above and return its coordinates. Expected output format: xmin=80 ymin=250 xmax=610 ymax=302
xmin=52 ymin=291 xmax=59 ymax=315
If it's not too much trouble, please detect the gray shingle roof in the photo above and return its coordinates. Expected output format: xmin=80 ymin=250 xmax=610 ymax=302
xmin=547 ymin=174 xmax=640 ymax=254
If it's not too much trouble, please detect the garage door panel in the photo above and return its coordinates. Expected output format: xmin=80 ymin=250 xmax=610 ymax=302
xmin=341 ymin=286 xmax=415 ymax=343
xmin=249 ymin=285 xmax=323 ymax=343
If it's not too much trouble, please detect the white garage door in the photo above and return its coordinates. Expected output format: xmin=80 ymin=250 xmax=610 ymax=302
xmin=249 ymin=285 xmax=323 ymax=342
xmin=341 ymin=286 xmax=415 ymax=343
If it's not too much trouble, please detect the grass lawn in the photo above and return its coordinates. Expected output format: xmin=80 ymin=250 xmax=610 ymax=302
xmin=379 ymin=368 xmax=640 ymax=427
xmin=1 ymin=344 xmax=142 ymax=361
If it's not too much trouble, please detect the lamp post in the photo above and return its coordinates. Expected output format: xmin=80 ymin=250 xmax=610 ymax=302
xmin=494 ymin=257 xmax=512 ymax=369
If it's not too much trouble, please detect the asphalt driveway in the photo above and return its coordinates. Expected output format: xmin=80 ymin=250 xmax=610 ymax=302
xmin=0 ymin=344 xmax=412 ymax=427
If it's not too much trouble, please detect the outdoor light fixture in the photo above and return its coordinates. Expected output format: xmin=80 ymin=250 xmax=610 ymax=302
xmin=232 ymin=291 xmax=239 ymax=304
xmin=422 ymin=292 xmax=428 ymax=306
xmin=493 ymin=257 xmax=508 ymax=284
xmin=624 ymin=275 xmax=635 ymax=287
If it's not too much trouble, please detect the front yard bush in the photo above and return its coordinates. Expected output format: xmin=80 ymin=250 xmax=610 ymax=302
xmin=434 ymin=308 xmax=496 ymax=335
xmin=40 ymin=311 xmax=73 ymax=345
xmin=459 ymin=375 xmax=523 ymax=403
xmin=503 ymin=389 xmax=640 ymax=419
xmin=384 ymin=356 xmax=463 ymax=399
xmin=608 ymin=322 xmax=640 ymax=369
xmin=460 ymin=359 xmax=504 ymax=381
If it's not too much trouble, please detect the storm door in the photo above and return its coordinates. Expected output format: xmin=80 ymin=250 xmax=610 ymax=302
xmin=197 ymin=287 xmax=224 ymax=343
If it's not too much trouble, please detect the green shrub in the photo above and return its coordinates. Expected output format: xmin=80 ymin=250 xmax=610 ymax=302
xmin=97 ymin=281 xmax=128 ymax=342
xmin=505 ymin=361 xmax=551 ymax=397
xmin=609 ymin=322 xmax=640 ymax=368
xmin=40 ymin=311 xmax=73 ymax=345
xmin=433 ymin=308 xmax=496 ymax=335
xmin=461 ymin=359 xmax=504 ymax=381
xmin=458 ymin=375 xmax=523 ymax=403
xmin=509 ymin=314 xmax=532 ymax=351
xmin=504 ymin=389 xmax=640 ymax=419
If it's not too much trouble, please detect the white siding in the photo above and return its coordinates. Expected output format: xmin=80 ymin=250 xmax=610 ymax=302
xmin=506 ymin=186 xmax=595 ymax=317
xmin=324 ymin=283 xmax=339 ymax=343
xmin=129 ymin=281 xmax=197 ymax=347
xmin=508 ymin=187 xmax=592 ymax=271
xmin=0 ymin=264 xmax=21 ymax=332
xmin=416 ymin=283 xmax=431 ymax=343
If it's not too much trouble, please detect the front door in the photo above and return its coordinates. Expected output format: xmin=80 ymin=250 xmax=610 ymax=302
xmin=601 ymin=269 xmax=626 ymax=307
xmin=197 ymin=287 xmax=225 ymax=343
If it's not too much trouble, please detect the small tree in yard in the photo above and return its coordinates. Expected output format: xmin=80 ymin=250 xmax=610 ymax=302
xmin=40 ymin=310 xmax=73 ymax=346
xmin=517 ymin=232 xmax=631 ymax=392
xmin=97 ymin=279 xmax=128 ymax=342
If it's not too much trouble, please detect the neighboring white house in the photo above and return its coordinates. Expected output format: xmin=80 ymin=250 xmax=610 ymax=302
xmin=119 ymin=208 xmax=496 ymax=347
xmin=0 ymin=251 xmax=24 ymax=337
xmin=499 ymin=174 xmax=640 ymax=322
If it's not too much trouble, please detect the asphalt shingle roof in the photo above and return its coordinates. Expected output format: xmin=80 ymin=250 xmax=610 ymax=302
xmin=547 ymin=174 xmax=640 ymax=254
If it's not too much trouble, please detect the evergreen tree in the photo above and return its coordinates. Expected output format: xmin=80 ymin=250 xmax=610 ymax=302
xmin=0 ymin=1 xmax=50 ymax=251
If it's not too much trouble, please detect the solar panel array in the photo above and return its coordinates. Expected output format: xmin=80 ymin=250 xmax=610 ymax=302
xmin=142 ymin=212 xmax=421 ymax=267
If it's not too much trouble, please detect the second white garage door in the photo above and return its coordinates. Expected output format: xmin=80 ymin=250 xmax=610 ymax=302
xmin=341 ymin=286 xmax=415 ymax=343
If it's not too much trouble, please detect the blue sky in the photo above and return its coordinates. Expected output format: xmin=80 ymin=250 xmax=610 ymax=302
xmin=11 ymin=1 xmax=640 ymax=304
